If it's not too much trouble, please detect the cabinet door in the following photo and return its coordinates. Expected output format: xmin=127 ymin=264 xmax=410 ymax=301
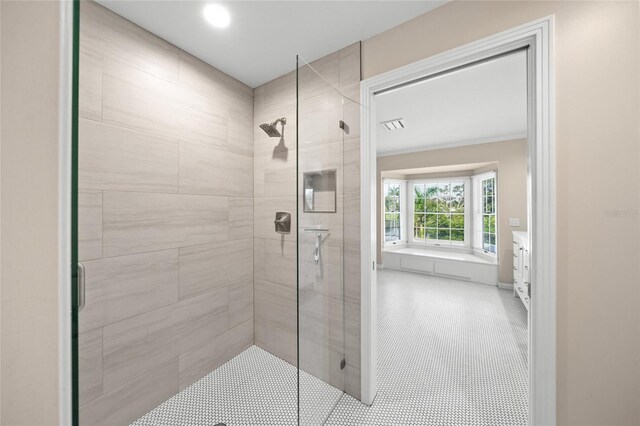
xmin=512 ymin=241 xmax=520 ymax=284
xmin=523 ymin=248 xmax=530 ymax=293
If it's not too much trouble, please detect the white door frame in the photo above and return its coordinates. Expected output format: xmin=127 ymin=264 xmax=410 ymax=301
xmin=360 ymin=16 xmax=556 ymax=425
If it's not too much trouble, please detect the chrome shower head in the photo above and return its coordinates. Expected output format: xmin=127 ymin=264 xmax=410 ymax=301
xmin=259 ymin=117 xmax=287 ymax=138
xmin=259 ymin=123 xmax=281 ymax=138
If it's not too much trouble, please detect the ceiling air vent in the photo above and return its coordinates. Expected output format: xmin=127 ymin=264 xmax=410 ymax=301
xmin=380 ymin=118 xmax=406 ymax=131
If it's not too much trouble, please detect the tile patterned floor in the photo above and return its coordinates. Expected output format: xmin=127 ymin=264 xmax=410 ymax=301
xmin=131 ymin=345 xmax=343 ymax=426
xmin=132 ymin=270 xmax=528 ymax=425
xmin=325 ymin=270 xmax=528 ymax=425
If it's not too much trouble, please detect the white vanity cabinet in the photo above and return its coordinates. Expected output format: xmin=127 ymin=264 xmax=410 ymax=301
xmin=512 ymin=231 xmax=530 ymax=310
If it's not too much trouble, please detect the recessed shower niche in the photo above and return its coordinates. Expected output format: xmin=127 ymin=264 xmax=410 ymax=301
xmin=303 ymin=169 xmax=337 ymax=213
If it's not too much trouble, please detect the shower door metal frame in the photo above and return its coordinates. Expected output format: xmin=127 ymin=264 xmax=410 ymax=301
xmin=359 ymin=16 xmax=556 ymax=426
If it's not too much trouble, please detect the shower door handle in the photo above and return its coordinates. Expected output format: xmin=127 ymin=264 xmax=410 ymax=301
xmin=77 ymin=263 xmax=86 ymax=312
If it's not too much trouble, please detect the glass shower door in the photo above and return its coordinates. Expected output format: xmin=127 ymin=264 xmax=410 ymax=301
xmin=296 ymin=56 xmax=347 ymax=425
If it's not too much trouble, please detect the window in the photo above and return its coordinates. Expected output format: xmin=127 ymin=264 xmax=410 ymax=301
xmin=385 ymin=172 xmax=495 ymax=253
xmin=411 ymin=180 xmax=467 ymax=246
xmin=480 ymin=175 xmax=497 ymax=253
xmin=384 ymin=180 xmax=402 ymax=242
xmin=472 ymin=171 xmax=497 ymax=255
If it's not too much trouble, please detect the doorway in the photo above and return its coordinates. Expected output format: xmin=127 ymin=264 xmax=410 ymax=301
xmin=359 ymin=18 xmax=555 ymax=425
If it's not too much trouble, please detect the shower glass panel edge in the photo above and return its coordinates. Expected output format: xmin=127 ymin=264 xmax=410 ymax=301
xmin=71 ymin=0 xmax=81 ymax=424
xmin=296 ymin=55 xmax=347 ymax=425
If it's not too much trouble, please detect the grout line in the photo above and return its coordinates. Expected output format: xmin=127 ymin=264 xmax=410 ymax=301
xmin=99 ymin=188 xmax=248 ymax=198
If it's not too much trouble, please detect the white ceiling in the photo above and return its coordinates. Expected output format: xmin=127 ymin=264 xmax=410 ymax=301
xmin=97 ymin=0 xmax=447 ymax=88
xmin=376 ymin=51 xmax=528 ymax=155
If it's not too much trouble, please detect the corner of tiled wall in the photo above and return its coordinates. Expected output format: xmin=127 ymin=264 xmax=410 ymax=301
xmin=253 ymin=41 xmax=362 ymax=401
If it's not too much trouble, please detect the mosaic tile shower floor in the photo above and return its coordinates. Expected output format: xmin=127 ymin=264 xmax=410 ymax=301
xmin=132 ymin=270 xmax=528 ymax=425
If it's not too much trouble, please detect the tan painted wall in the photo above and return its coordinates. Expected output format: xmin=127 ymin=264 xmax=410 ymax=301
xmin=378 ymin=139 xmax=528 ymax=283
xmin=1 ymin=1 xmax=62 ymax=424
xmin=77 ymin=2 xmax=254 ymax=424
xmin=364 ymin=1 xmax=640 ymax=424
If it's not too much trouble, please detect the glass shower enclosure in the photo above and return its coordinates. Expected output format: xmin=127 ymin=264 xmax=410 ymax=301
xmin=71 ymin=3 xmax=358 ymax=423
xmin=297 ymin=56 xmax=353 ymax=424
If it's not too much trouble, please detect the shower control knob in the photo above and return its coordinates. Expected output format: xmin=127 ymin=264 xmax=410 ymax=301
xmin=274 ymin=212 xmax=291 ymax=234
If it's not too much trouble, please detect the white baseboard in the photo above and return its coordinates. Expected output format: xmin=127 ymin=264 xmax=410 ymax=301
xmin=377 ymin=263 xmax=384 ymax=269
xmin=498 ymin=282 xmax=514 ymax=291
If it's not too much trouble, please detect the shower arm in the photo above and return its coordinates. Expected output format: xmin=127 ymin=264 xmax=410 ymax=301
xmin=271 ymin=117 xmax=287 ymax=127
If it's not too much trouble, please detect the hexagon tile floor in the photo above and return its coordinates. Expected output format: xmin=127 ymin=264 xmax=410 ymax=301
xmin=132 ymin=269 xmax=528 ymax=425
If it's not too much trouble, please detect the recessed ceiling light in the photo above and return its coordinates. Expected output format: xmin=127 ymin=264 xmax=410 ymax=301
xmin=381 ymin=118 xmax=406 ymax=131
xmin=203 ymin=4 xmax=231 ymax=29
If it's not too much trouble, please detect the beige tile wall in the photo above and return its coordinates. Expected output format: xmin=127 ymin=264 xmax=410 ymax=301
xmin=78 ymin=2 xmax=254 ymax=424
xmin=253 ymin=43 xmax=362 ymax=400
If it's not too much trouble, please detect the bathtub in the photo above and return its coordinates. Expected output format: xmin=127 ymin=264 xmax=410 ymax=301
xmin=382 ymin=244 xmax=498 ymax=285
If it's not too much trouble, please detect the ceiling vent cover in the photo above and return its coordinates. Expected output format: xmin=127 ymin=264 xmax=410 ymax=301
xmin=380 ymin=118 xmax=406 ymax=131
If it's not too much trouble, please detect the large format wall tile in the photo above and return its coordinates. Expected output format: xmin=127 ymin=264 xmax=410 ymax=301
xmin=229 ymin=197 xmax=253 ymax=240
xmin=102 ymin=287 xmax=228 ymax=392
xmin=254 ymin=278 xmax=296 ymax=332
xmin=79 ymin=118 xmax=179 ymax=193
xmin=81 ymin=1 xmax=180 ymax=82
xmin=254 ymin=153 xmax=297 ymax=198
xmin=254 ymin=320 xmax=296 ymax=366
xmin=214 ymin=318 xmax=254 ymax=366
xmin=228 ymin=107 xmax=254 ymax=157
xmin=343 ymin=137 xmax=361 ymax=194
xmin=179 ymin=319 xmax=253 ymax=390
xmin=79 ymin=1 xmax=255 ymax=422
xmin=341 ymin=84 xmax=361 ymax=138
xmin=253 ymin=71 xmax=295 ymax=113
xmin=102 ymin=304 xmax=174 ymax=392
xmin=340 ymin=43 xmax=361 ymax=89
xmin=344 ymin=299 xmax=361 ymax=399
xmin=253 ymin=238 xmax=297 ymax=288
xmin=298 ymin=91 xmax=343 ymax=147
xmin=102 ymin=191 xmax=229 ymax=257
xmin=179 ymin=238 xmax=253 ymax=299
xmin=228 ymin=279 xmax=253 ymax=328
xmin=172 ymin=287 xmax=230 ymax=351
xmin=179 ymin=140 xmax=252 ymax=196
xmin=178 ymin=337 xmax=217 ymax=391
xmin=298 ymin=51 xmax=340 ymax=101
xmin=79 ymin=328 xmax=103 ymax=406
xmin=178 ymin=89 xmax=228 ymax=149
xmin=79 ymin=46 xmax=103 ymax=121
xmin=79 ymin=249 xmax=179 ymax=333
xmin=78 ymin=190 xmax=102 ymax=262
xmin=299 ymin=336 xmax=345 ymax=391
xmin=178 ymin=51 xmax=253 ymax=111
xmin=80 ymin=358 xmax=179 ymax=426
xmin=299 ymin=293 xmax=344 ymax=354
xmin=102 ymin=57 xmax=182 ymax=139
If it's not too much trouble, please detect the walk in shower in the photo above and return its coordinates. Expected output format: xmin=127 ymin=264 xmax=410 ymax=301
xmin=72 ymin=2 xmax=361 ymax=425
xmin=297 ymin=54 xmax=361 ymax=425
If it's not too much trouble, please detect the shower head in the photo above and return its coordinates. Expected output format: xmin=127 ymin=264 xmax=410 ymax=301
xmin=259 ymin=123 xmax=281 ymax=138
xmin=259 ymin=117 xmax=287 ymax=138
